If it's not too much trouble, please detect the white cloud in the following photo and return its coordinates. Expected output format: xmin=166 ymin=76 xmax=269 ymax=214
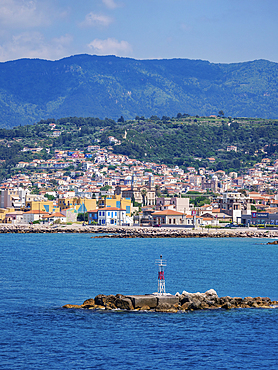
xmin=0 ymin=32 xmax=73 ymax=61
xmin=102 ymin=0 xmax=119 ymax=9
xmin=88 ymin=37 xmax=132 ymax=56
xmin=79 ymin=12 xmax=113 ymax=28
xmin=0 ymin=0 xmax=49 ymax=28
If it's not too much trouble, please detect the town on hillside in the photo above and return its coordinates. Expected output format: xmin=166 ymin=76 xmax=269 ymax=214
xmin=1 ymin=144 xmax=278 ymax=228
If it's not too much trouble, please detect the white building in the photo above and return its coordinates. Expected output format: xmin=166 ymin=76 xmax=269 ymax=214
xmin=22 ymin=210 xmax=49 ymax=224
xmin=97 ymin=207 xmax=130 ymax=226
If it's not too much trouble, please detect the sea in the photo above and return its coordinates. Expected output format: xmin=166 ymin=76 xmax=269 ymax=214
xmin=1 ymin=233 xmax=278 ymax=369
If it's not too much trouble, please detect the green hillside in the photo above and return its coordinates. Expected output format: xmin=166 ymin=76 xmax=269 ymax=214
xmin=1 ymin=55 xmax=278 ymax=128
xmin=1 ymin=115 xmax=278 ymax=181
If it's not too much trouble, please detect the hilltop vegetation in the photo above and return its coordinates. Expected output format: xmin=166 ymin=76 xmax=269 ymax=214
xmin=1 ymin=114 xmax=278 ymax=180
xmin=1 ymin=55 xmax=278 ymax=128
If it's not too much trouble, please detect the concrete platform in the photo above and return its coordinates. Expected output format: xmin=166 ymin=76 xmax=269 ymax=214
xmin=126 ymin=295 xmax=179 ymax=309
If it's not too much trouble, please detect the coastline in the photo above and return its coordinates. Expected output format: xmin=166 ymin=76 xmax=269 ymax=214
xmin=1 ymin=224 xmax=278 ymax=239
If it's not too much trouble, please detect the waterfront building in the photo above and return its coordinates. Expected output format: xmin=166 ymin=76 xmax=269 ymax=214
xmin=98 ymin=195 xmax=132 ymax=215
xmin=151 ymin=209 xmax=203 ymax=227
xmin=97 ymin=207 xmax=130 ymax=226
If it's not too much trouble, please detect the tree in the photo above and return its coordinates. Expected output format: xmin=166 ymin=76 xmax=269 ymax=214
xmin=218 ymin=110 xmax=224 ymax=116
xmin=155 ymin=184 xmax=161 ymax=197
xmin=117 ymin=116 xmax=125 ymax=123
xmin=100 ymin=185 xmax=112 ymax=191
xmin=141 ymin=188 xmax=147 ymax=206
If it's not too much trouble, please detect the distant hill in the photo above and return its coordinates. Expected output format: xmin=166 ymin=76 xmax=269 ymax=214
xmin=1 ymin=54 xmax=278 ymax=128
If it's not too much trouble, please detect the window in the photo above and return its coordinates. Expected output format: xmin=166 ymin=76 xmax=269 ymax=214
xmin=111 ymin=212 xmax=113 ymax=217
xmin=115 ymin=211 xmax=117 ymax=216
xmin=108 ymin=212 xmax=110 ymax=216
xmin=169 ymin=219 xmax=171 ymax=224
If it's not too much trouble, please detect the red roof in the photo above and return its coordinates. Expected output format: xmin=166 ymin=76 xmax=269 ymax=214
xmin=152 ymin=210 xmax=184 ymax=216
xmin=24 ymin=210 xmax=49 ymax=214
xmin=42 ymin=212 xmax=65 ymax=218
xmin=98 ymin=207 xmax=124 ymax=211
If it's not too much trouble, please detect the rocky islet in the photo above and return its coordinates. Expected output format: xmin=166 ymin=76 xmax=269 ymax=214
xmin=63 ymin=289 xmax=278 ymax=313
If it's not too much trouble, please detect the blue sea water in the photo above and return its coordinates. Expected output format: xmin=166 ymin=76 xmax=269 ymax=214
xmin=1 ymin=233 xmax=278 ymax=369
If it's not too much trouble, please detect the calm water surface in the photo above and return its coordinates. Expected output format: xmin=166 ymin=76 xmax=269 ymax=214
xmin=1 ymin=234 xmax=278 ymax=369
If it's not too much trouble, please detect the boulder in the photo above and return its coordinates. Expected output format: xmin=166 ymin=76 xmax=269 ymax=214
xmin=180 ymin=302 xmax=191 ymax=310
xmin=115 ymin=297 xmax=133 ymax=310
xmin=63 ymin=304 xmax=82 ymax=309
xmin=222 ymin=302 xmax=233 ymax=309
xmin=189 ymin=300 xmax=202 ymax=310
xmin=180 ymin=296 xmax=191 ymax=305
xmin=105 ymin=295 xmax=117 ymax=306
xmin=94 ymin=294 xmax=107 ymax=306
xmin=204 ymin=289 xmax=218 ymax=300
xmin=82 ymin=298 xmax=95 ymax=308
xmin=139 ymin=305 xmax=151 ymax=311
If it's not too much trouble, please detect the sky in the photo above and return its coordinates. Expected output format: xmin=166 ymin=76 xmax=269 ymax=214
xmin=0 ymin=0 xmax=277 ymax=64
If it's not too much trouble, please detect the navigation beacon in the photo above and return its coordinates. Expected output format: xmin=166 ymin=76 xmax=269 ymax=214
xmin=155 ymin=255 xmax=167 ymax=295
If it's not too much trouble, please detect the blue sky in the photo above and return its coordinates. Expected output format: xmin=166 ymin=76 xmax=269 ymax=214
xmin=0 ymin=0 xmax=277 ymax=63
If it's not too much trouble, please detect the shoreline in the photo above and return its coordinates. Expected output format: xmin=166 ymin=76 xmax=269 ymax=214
xmin=1 ymin=224 xmax=278 ymax=239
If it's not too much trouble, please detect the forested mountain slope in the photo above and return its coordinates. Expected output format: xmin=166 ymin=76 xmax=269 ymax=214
xmin=0 ymin=54 xmax=278 ymax=128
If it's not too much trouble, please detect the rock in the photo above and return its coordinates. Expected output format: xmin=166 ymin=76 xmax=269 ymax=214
xmin=105 ymin=295 xmax=117 ymax=306
xmin=139 ymin=305 xmax=151 ymax=311
xmin=180 ymin=302 xmax=191 ymax=310
xmin=204 ymin=289 xmax=218 ymax=299
xmin=94 ymin=294 xmax=108 ymax=306
xmin=115 ymin=297 xmax=133 ymax=310
xmin=63 ymin=291 xmax=277 ymax=312
xmin=189 ymin=300 xmax=202 ymax=310
xmin=63 ymin=304 xmax=82 ymax=309
xmin=115 ymin=293 xmax=125 ymax=299
xmin=218 ymin=296 xmax=232 ymax=305
xmin=222 ymin=302 xmax=233 ymax=309
xmin=180 ymin=296 xmax=191 ymax=305
xmin=82 ymin=298 xmax=95 ymax=308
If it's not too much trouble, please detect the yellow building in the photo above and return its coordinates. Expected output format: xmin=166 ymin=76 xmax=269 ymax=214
xmin=58 ymin=197 xmax=97 ymax=214
xmin=0 ymin=208 xmax=15 ymax=222
xmin=98 ymin=195 xmax=132 ymax=216
xmin=24 ymin=200 xmax=58 ymax=213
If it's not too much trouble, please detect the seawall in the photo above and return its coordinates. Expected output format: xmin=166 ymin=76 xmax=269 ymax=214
xmin=1 ymin=224 xmax=278 ymax=239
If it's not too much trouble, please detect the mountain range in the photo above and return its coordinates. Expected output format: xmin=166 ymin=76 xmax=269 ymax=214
xmin=1 ymin=54 xmax=278 ymax=128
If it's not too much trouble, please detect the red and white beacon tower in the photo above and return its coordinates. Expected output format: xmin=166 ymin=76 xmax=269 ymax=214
xmin=155 ymin=255 xmax=167 ymax=295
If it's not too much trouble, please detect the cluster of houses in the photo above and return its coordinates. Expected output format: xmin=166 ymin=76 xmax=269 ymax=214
xmin=1 ymin=145 xmax=278 ymax=227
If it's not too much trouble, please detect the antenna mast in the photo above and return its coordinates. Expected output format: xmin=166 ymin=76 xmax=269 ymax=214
xmin=155 ymin=255 xmax=167 ymax=295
